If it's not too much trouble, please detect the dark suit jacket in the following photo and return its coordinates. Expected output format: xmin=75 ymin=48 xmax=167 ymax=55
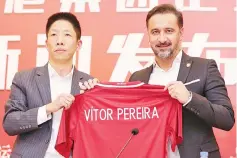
xmin=129 ymin=52 xmax=235 ymax=158
xmin=2 ymin=64 xmax=93 ymax=158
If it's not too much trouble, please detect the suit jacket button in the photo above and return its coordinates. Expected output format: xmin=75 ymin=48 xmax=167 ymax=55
xmin=45 ymin=139 xmax=50 ymax=144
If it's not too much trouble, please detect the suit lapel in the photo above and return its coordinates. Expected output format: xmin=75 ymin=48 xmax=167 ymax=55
xmin=141 ymin=65 xmax=153 ymax=84
xmin=177 ymin=52 xmax=192 ymax=83
xmin=35 ymin=64 xmax=52 ymax=105
xmin=71 ymin=69 xmax=83 ymax=95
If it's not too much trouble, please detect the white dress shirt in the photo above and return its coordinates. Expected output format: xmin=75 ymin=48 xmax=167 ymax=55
xmin=37 ymin=64 xmax=73 ymax=158
xmin=149 ymin=51 xmax=183 ymax=158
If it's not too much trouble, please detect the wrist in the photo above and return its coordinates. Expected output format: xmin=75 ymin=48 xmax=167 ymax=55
xmin=183 ymin=91 xmax=192 ymax=107
xmin=46 ymin=103 xmax=53 ymax=115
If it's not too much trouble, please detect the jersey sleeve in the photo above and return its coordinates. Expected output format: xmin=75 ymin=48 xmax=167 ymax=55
xmin=176 ymin=100 xmax=183 ymax=145
xmin=169 ymin=100 xmax=183 ymax=152
xmin=55 ymin=96 xmax=81 ymax=158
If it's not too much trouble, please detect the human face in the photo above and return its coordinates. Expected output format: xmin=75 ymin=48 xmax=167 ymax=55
xmin=46 ymin=20 xmax=81 ymax=64
xmin=147 ymin=13 xmax=183 ymax=59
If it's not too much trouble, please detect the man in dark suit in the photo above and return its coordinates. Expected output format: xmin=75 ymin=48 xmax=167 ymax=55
xmin=128 ymin=3 xmax=235 ymax=158
xmin=80 ymin=3 xmax=235 ymax=158
xmin=2 ymin=12 xmax=93 ymax=158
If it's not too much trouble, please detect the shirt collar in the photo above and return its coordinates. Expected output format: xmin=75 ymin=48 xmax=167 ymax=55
xmin=48 ymin=63 xmax=74 ymax=78
xmin=153 ymin=50 xmax=183 ymax=68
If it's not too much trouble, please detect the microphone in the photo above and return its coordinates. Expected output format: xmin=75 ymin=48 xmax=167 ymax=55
xmin=131 ymin=128 xmax=139 ymax=135
xmin=115 ymin=128 xmax=139 ymax=158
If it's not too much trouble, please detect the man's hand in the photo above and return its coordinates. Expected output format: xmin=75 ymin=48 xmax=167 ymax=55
xmin=164 ymin=81 xmax=190 ymax=104
xmin=46 ymin=93 xmax=75 ymax=115
xmin=79 ymin=78 xmax=99 ymax=94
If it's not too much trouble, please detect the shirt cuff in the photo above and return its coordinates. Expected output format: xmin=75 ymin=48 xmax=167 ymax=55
xmin=37 ymin=105 xmax=52 ymax=125
xmin=183 ymin=91 xmax=192 ymax=107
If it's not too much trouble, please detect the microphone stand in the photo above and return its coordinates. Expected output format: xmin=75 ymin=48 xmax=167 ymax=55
xmin=115 ymin=134 xmax=134 ymax=158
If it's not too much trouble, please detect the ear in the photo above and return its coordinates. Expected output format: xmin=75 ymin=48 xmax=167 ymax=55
xmin=76 ymin=40 xmax=82 ymax=51
xmin=147 ymin=28 xmax=151 ymax=46
xmin=45 ymin=39 xmax=48 ymax=50
xmin=179 ymin=27 xmax=184 ymax=41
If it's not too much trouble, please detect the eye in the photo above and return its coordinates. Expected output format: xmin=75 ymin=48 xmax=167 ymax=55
xmin=65 ymin=33 xmax=71 ymax=36
xmin=166 ymin=29 xmax=173 ymax=33
xmin=152 ymin=30 xmax=159 ymax=35
xmin=51 ymin=33 xmax=56 ymax=36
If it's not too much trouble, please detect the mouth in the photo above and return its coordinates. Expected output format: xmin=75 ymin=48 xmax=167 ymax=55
xmin=155 ymin=45 xmax=170 ymax=48
xmin=54 ymin=49 xmax=66 ymax=53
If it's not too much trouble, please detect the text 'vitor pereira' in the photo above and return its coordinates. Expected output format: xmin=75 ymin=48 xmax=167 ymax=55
xmin=84 ymin=107 xmax=159 ymax=121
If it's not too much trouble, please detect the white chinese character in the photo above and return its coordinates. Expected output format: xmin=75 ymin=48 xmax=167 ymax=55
xmin=0 ymin=145 xmax=11 ymax=158
xmin=183 ymin=33 xmax=210 ymax=57
xmin=116 ymin=0 xmax=158 ymax=12
xmin=77 ymin=36 xmax=92 ymax=74
xmin=36 ymin=34 xmax=49 ymax=67
xmin=175 ymin=0 xmax=217 ymax=11
xmin=107 ymin=33 xmax=153 ymax=82
xmin=4 ymin=0 xmax=45 ymax=14
xmin=183 ymin=33 xmax=237 ymax=85
xmin=206 ymin=51 xmax=237 ymax=85
xmin=0 ymin=36 xmax=21 ymax=91
xmin=60 ymin=0 xmax=100 ymax=12
xmin=36 ymin=34 xmax=92 ymax=74
xmin=108 ymin=33 xmax=237 ymax=85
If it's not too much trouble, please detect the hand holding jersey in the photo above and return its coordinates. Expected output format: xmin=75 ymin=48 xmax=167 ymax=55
xmin=79 ymin=78 xmax=99 ymax=94
xmin=164 ymin=81 xmax=191 ymax=105
xmin=46 ymin=93 xmax=75 ymax=115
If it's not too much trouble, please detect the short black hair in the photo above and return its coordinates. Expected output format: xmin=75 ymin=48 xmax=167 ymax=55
xmin=46 ymin=12 xmax=81 ymax=40
xmin=146 ymin=4 xmax=183 ymax=28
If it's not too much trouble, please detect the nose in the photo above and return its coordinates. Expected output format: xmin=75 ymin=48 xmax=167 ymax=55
xmin=56 ymin=42 xmax=64 ymax=45
xmin=56 ymin=35 xmax=64 ymax=46
xmin=158 ymin=32 xmax=167 ymax=43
